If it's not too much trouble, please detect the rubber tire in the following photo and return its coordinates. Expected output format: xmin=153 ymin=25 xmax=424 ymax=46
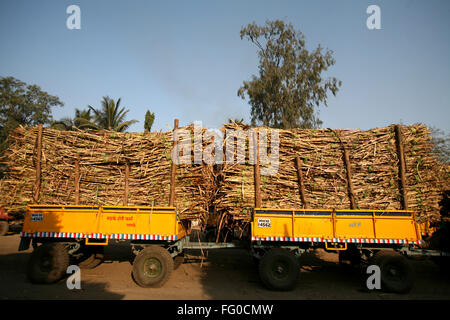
xmin=258 ymin=248 xmax=300 ymax=291
xmin=27 ymin=242 xmax=70 ymax=284
xmin=0 ymin=221 xmax=8 ymax=236
xmin=132 ymin=246 xmax=174 ymax=288
xmin=372 ymin=251 xmax=414 ymax=293
xmin=77 ymin=246 xmax=104 ymax=269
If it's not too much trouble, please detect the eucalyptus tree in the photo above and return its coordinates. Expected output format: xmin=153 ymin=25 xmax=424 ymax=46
xmin=238 ymin=20 xmax=342 ymax=129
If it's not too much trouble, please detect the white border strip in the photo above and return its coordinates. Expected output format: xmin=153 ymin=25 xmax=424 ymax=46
xmin=20 ymin=232 xmax=178 ymax=241
xmin=251 ymin=236 xmax=422 ymax=245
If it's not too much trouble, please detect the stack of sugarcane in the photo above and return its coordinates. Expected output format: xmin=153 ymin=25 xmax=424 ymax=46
xmin=0 ymin=123 xmax=448 ymax=225
xmin=0 ymin=125 xmax=215 ymax=224
xmin=215 ymin=123 xmax=449 ymax=224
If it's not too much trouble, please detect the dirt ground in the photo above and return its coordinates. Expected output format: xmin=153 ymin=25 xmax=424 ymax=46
xmin=1 ymin=229 xmax=450 ymax=300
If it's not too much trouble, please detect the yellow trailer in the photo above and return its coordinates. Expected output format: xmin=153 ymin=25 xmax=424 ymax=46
xmin=251 ymin=208 xmax=422 ymax=246
xmin=248 ymin=208 xmax=447 ymax=293
xmin=19 ymin=204 xmax=446 ymax=293
xmin=20 ymin=204 xmax=187 ymax=287
xmin=21 ymin=205 xmax=186 ymax=242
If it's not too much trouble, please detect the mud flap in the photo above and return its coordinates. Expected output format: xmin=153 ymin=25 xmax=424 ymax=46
xmin=18 ymin=237 xmax=31 ymax=251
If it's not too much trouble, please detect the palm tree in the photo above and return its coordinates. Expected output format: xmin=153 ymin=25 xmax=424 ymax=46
xmin=50 ymin=117 xmax=75 ymax=130
xmin=74 ymin=108 xmax=93 ymax=128
xmin=51 ymin=108 xmax=94 ymax=131
xmin=79 ymin=96 xmax=138 ymax=132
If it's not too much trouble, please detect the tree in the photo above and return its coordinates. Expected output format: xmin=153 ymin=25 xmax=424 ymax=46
xmin=50 ymin=108 xmax=93 ymax=131
xmin=0 ymin=76 xmax=63 ymax=147
xmin=430 ymin=127 xmax=450 ymax=164
xmin=238 ymin=20 xmax=342 ymax=129
xmin=74 ymin=108 xmax=93 ymax=128
xmin=78 ymin=96 xmax=138 ymax=132
xmin=50 ymin=117 xmax=75 ymax=131
xmin=144 ymin=110 xmax=155 ymax=132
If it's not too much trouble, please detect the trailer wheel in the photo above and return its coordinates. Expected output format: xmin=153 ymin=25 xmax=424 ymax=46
xmin=27 ymin=242 xmax=70 ymax=284
xmin=77 ymin=246 xmax=104 ymax=269
xmin=0 ymin=221 xmax=8 ymax=236
xmin=132 ymin=246 xmax=174 ymax=288
xmin=373 ymin=251 xmax=413 ymax=293
xmin=258 ymin=248 xmax=300 ymax=291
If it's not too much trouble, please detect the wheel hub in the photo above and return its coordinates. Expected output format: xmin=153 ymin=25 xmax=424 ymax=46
xmin=39 ymin=255 xmax=53 ymax=272
xmin=272 ymin=261 xmax=289 ymax=280
xmin=143 ymin=258 xmax=162 ymax=278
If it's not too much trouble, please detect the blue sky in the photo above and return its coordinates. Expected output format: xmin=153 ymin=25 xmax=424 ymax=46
xmin=0 ymin=0 xmax=449 ymax=132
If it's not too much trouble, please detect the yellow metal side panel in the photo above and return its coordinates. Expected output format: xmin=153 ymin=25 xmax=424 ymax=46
xmin=176 ymin=221 xmax=186 ymax=239
xmin=253 ymin=214 xmax=293 ymax=238
xmin=133 ymin=212 xmax=177 ymax=235
xmin=23 ymin=207 xmax=98 ymax=234
xmin=99 ymin=210 xmax=138 ymax=235
xmin=294 ymin=216 xmax=334 ymax=238
xmin=375 ymin=218 xmax=418 ymax=240
xmin=98 ymin=207 xmax=177 ymax=236
xmin=23 ymin=205 xmax=184 ymax=239
xmin=335 ymin=217 xmax=375 ymax=239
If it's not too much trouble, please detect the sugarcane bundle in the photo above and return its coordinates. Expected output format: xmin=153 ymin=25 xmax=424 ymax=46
xmin=0 ymin=122 xmax=447 ymax=225
xmin=0 ymin=125 xmax=215 ymax=223
xmin=215 ymin=123 xmax=448 ymax=224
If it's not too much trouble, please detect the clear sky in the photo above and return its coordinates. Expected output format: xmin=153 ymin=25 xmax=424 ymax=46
xmin=1 ymin=0 xmax=449 ymax=132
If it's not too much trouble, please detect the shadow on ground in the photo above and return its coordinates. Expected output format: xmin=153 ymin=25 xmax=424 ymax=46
xmin=193 ymin=247 xmax=365 ymax=300
xmin=194 ymin=247 xmax=450 ymax=300
xmin=0 ymin=251 xmax=125 ymax=300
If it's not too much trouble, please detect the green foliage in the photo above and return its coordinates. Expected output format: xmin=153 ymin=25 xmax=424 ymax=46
xmin=238 ymin=20 xmax=341 ymax=129
xmin=50 ymin=108 xmax=93 ymax=131
xmin=78 ymin=96 xmax=138 ymax=132
xmin=144 ymin=110 xmax=155 ymax=132
xmin=0 ymin=76 xmax=63 ymax=151
xmin=430 ymin=126 xmax=450 ymax=164
xmin=228 ymin=118 xmax=246 ymax=126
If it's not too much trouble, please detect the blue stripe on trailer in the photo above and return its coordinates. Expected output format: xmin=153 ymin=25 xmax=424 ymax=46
xmin=255 ymin=210 xmax=293 ymax=215
xmin=294 ymin=211 xmax=332 ymax=216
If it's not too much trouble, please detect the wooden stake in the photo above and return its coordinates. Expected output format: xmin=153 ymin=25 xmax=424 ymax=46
xmin=342 ymin=146 xmax=357 ymax=209
xmin=124 ymin=160 xmax=130 ymax=206
xmin=295 ymin=156 xmax=308 ymax=209
xmin=253 ymin=130 xmax=262 ymax=208
xmin=330 ymin=129 xmax=357 ymax=210
xmin=74 ymin=158 xmax=80 ymax=205
xmin=395 ymin=124 xmax=408 ymax=210
xmin=33 ymin=124 xmax=43 ymax=203
xmin=169 ymin=119 xmax=179 ymax=207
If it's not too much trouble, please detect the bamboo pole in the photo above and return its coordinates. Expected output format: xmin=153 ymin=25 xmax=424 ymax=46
xmin=123 ymin=160 xmax=130 ymax=206
xmin=33 ymin=124 xmax=43 ymax=203
xmin=295 ymin=156 xmax=308 ymax=209
xmin=394 ymin=124 xmax=408 ymax=210
xmin=169 ymin=119 xmax=179 ymax=207
xmin=342 ymin=146 xmax=357 ymax=209
xmin=253 ymin=130 xmax=262 ymax=208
